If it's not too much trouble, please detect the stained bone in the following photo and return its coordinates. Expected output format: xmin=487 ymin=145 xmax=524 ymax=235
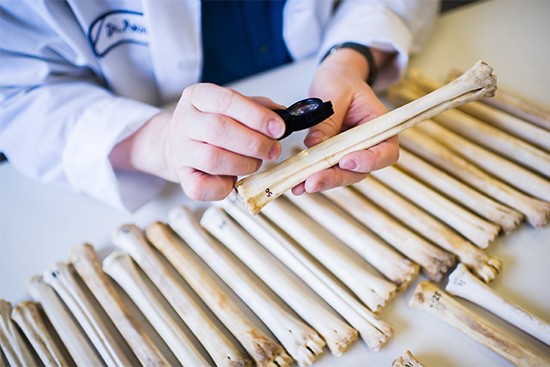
xmin=354 ymin=178 xmax=501 ymax=283
xmin=103 ymin=251 xmax=212 ymax=367
xmin=11 ymin=301 xmax=70 ymax=367
xmin=261 ymin=196 xmax=397 ymax=312
xmin=217 ymin=196 xmax=393 ymax=351
xmin=145 ymin=221 xmax=293 ymax=367
xmin=0 ymin=300 xmax=37 ymax=367
xmin=284 ymin=191 xmax=418 ymax=288
xmin=396 ymin=148 xmax=522 ymax=233
xmin=409 ymin=281 xmax=550 ymax=367
xmin=200 ymin=206 xmax=359 ymax=356
xmin=323 ymin=187 xmax=455 ymax=281
xmin=68 ymin=243 xmax=170 ymax=367
xmin=111 ymin=225 xmax=253 ymax=367
xmin=26 ymin=276 xmax=103 ymax=366
xmin=446 ymin=264 xmax=550 ymax=346
xmin=392 ymin=350 xmax=425 ymax=367
xmin=400 ymin=128 xmax=550 ymax=227
xmin=43 ymin=262 xmax=131 ymax=367
xmin=235 ymin=61 xmax=497 ymax=214
xmin=168 ymin=206 xmax=325 ymax=366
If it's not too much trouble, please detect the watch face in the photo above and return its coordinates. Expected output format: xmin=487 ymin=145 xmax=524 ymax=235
xmin=288 ymin=98 xmax=321 ymax=116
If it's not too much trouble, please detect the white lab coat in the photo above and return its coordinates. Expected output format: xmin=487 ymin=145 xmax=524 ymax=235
xmin=0 ymin=0 xmax=438 ymax=211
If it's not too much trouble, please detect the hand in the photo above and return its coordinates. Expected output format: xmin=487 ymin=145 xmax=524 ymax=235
xmin=292 ymin=47 xmax=399 ymax=195
xmin=110 ymin=83 xmax=286 ymax=201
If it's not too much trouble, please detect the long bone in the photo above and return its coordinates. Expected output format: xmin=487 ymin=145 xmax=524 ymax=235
xmin=11 ymin=301 xmax=70 ymax=367
xmin=284 ymin=191 xmax=418 ymax=288
xmin=68 ymin=243 xmax=170 ymax=367
xmin=26 ymin=276 xmax=103 ymax=366
xmin=409 ymin=281 xmax=550 ymax=367
xmin=399 ymin=128 xmax=550 ymax=227
xmin=199 ymin=206 xmax=359 ymax=356
xmin=371 ymin=165 xmax=500 ymax=248
xmin=392 ymin=350 xmax=425 ymax=367
xmin=43 ymin=262 xmax=131 ymax=367
xmin=261 ymin=196 xmax=397 ymax=312
xmin=145 ymin=221 xmax=293 ymax=367
xmin=396 ymin=148 xmax=522 ymax=233
xmin=168 ymin=206 xmax=326 ymax=366
xmin=354 ymin=178 xmax=501 ymax=283
xmin=446 ymin=264 xmax=550 ymax=346
xmin=0 ymin=300 xmax=37 ymax=367
xmin=235 ymin=61 xmax=497 ymax=214
xmin=217 ymin=197 xmax=393 ymax=351
xmin=415 ymin=120 xmax=550 ymax=202
xmin=102 ymin=251 xmax=212 ymax=367
xmin=390 ymin=82 xmax=550 ymax=177
xmin=111 ymin=225 xmax=253 ymax=367
xmin=323 ymin=187 xmax=455 ymax=281
xmin=414 ymin=68 xmax=550 ymax=148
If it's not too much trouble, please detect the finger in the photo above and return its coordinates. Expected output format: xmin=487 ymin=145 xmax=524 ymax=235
xmin=181 ymin=141 xmax=261 ymax=176
xmin=249 ymin=96 xmax=286 ymax=110
xmin=291 ymin=182 xmax=306 ymax=196
xmin=178 ymin=166 xmax=235 ymax=201
xmin=338 ymin=135 xmax=400 ymax=173
xmin=183 ymin=84 xmax=286 ymax=139
xmin=304 ymin=166 xmax=367 ymax=193
xmin=186 ymin=111 xmax=281 ymax=161
xmin=304 ymin=115 xmax=341 ymax=147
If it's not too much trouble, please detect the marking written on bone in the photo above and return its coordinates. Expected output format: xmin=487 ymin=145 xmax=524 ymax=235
xmin=265 ymin=188 xmax=273 ymax=198
xmin=429 ymin=291 xmax=442 ymax=308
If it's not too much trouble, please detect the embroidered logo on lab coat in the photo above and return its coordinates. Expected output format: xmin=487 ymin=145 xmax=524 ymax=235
xmin=88 ymin=10 xmax=148 ymax=57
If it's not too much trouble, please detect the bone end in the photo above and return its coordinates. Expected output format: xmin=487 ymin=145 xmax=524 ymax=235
xmin=234 ymin=184 xmax=263 ymax=215
xmin=392 ymin=350 xmax=425 ymax=367
xmin=459 ymin=60 xmax=498 ymax=98
xmin=248 ymin=333 xmax=293 ymax=367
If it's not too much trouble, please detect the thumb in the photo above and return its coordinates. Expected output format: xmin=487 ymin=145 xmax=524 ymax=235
xmin=304 ymin=114 xmax=343 ymax=147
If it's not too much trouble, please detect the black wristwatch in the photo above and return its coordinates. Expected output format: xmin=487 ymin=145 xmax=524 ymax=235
xmin=321 ymin=42 xmax=378 ymax=86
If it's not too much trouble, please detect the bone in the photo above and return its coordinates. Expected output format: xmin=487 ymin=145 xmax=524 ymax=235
xmin=372 ymin=165 xmax=500 ymax=248
xmin=261 ymin=196 xmax=397 ymax=312
xmin=392 ymin=81 xmax=550 ymax=177
xmin=26 ymin=276 xmax=103 ymax=366
xmin=392 ymin=350 xmax=425 ymax=367
xmin=200 ymin=206 xmax=359 ymax=356
xmin=235 ymin=61 xmax=497 ymax=214
xmin=217 ymin=196 xmax=393 ymax=351
xmin=0 ymin=300 xmax=37 ymax=367
xmin=145 ymin=221 xmax=293 ymax=367
xmin=396 ymin=148 xmax=523 ymax=234
xmin=415 ymin=120 xmax=550 ymax=202
xmin=111 ymin=225 xmax=252 ymax=367
xmin=409 ymin=281 xmax=550 ymax=367
xmin=168 ymin=207 xmax=326 ymax=366
xmin=43 ymin=262 xmax=131 ymax=367
xmin=323 ymin=187 xmax=455 ymax=281
xmin=400 ymin=128 xmax=550 ymax=227
xmin=102 ymin=251 xmax=212 ymax=367
xmin=446 ymin=264 xmax=550 ymax=346
xmin=11 ymin=301 xmax=70 ymax=367
xmin=285 ymin=191 xmax=418 ymax=288
xmin=412 ymin=68 xmax=550 ymax=149
xmin=354 ymin=178 xmax=501 ymax=283
xmin=68 ymin=243 xmax=170 ymax=367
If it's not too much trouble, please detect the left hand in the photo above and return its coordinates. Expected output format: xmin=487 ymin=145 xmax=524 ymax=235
xmin=292 ymin=47 xmax=399 ymax=195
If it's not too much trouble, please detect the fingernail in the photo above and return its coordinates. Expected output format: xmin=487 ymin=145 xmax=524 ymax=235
xmin=340 ymin=159 xmax=357 ymax=171
xmin=268 ymin=143 xmax=281 ymax=161
xmin=268 ymin=119 xmax=285 ymax=139
xmin=305 ymin=130 xmax=326 ymax=145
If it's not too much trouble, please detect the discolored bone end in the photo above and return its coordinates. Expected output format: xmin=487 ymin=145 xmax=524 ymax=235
xmin=455 ymin=60 xmax=497 ymax=98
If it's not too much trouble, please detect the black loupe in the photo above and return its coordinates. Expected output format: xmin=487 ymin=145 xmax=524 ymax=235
xmin=275 ymin=98 xmax=334 ymax=139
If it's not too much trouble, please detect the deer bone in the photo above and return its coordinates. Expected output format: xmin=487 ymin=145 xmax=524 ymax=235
xmin=391 ymin=350 xmax=425 ymax=367
xmin=0 ymin=300 xmax=37 ymax=367
xmin=235 ymin=61 xmax=497 ymax=214
xmin=409 ymin=281 xmax=550 ymax=367
xmin=446 ymin=263 xmax=550 ymax=346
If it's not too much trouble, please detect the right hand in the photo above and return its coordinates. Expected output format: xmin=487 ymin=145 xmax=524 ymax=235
xmin=163 ymin=83 xmax=285 ymax=201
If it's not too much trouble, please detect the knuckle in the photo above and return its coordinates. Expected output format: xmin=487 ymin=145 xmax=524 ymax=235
xmin=214 ymin=88 xmax=236 ymax=113
xmin=201 ymin=146 xmax=221 ymax=173
xmin=248 ymin=136 xmax=266 ymax=158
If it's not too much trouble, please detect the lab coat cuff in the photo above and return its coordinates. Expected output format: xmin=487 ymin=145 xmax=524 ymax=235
xmin=63 ymin=96 xmax=166 ymax=212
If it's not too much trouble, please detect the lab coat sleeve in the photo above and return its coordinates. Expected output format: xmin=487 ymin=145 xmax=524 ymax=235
xmin=0 ymin=2 xmax=165 ymax=211
xmin=320 ymin=0 xmax=439 ymax=91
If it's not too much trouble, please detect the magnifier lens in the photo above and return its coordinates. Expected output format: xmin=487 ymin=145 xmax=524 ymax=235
xmin=289 ymin=99 xmax=320 ymax=116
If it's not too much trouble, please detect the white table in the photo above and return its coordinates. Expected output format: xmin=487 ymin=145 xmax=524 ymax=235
xmin=1 ymin=1 xmax=549 ymax=365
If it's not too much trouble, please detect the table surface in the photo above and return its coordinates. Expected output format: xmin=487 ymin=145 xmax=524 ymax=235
xmin=1 ymin=1 xmax=549 ymax=366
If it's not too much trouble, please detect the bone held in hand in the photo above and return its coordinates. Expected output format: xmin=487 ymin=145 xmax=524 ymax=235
xmin=446 ymin=264 xmax=550 ymax=346
xmin=234 ymin=61 xmax=497 ymax=214
xmin=409 ymin=281 xmax=550 ymax=367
